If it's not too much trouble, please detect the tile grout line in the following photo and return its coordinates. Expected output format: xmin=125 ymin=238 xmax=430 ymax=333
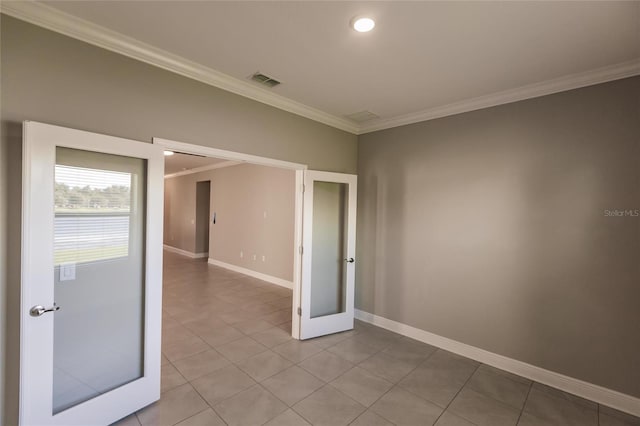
xmin=167 ymin=349 xmax=226 ymax=425
xmin=375 ymin=347 xmax=441 ymax=404
xmin=331 ymin=331 xmax=399 ymax=423
xmin=367 ymin=346 xmax=425 ymax=382
xmin=166 ymin=357 xmax=189 ymax=392
xmin=187 ymin=377 xmax=231 ymax=426
xmin=246 ymin=347 xmax=333 ymax=423
xmin=430 ymin=362 xmax=481 ymax=426
xmin=288 ymin=383 xmax=333 ymax=425
xmin=178 ymin=329 xmax=294 ymax=422
xmin=345 ymin=344 xmax=441 ymax=425
xmin=169 ymin=407 xmax=218 ymax=426
xmin=515 ymin=381 xmax=534 ymax=426
xmin=171 ymin=336 xmax=258 ymax=424
xmin=136 ymin=354 xmax=191 ymax=425
xmin=236 ymin=352 xmax=294 ymax=383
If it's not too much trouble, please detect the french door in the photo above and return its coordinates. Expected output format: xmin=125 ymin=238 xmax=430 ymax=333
xmin=20 ymin=122 xmax=164 ymax=425
xmin=299 ymin=171 xmax=357 ymax=340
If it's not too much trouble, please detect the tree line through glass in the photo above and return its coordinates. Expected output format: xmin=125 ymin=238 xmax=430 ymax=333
xmin=54 ymin=165 xmax=133 ymax=265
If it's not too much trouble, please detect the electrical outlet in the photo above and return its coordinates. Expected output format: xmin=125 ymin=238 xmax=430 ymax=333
xmin=240 ymin=250 xmax=244 ymax=259
xmin=252 ymin=254 xmax=257 ymax=261
xmin=263 ymin=211 xmax=267 ymax=219
xmin=262 ymin=255 xmax=266 ymax=262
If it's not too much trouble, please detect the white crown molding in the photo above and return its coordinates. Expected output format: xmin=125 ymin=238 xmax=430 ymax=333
xmin=2 ymin=2 xmax=639 ymax=136
xmin=0 ymin=1 xmax=360 ymax=134
xmin=359 ymin=59 xmax=640 ymax=134
xmin=355 ymin=309 xmax=640 ymax=417
xmin=164 ymin=160 xmax=240 ymax=179
xmin=208 ymin=258 xmax=293 ymax=290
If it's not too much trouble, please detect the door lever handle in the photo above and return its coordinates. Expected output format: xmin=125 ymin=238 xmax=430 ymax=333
xmin=344 ymin=258 xmax=355 ymax=263
xmin=30 ymin=304 xmax=60 ymax=317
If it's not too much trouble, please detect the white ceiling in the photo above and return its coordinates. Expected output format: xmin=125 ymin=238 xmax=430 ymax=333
xmin=164 ymin=153 xmax=227 ymax=176
xmin=22 ymin=1 xmax=640 ymax=132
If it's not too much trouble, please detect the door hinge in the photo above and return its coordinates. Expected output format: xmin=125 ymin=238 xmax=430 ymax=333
xmin=297 ymin=307 xmax=302 ymax=316
xmin=302 ymin=184 xmax=306 ymax=193
xmin=299 ymin=245 xmax=304 ymax=254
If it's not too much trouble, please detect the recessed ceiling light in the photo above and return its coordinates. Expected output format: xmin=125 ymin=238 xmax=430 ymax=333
xmin=351 ymin=16 xmax=375 ymax=33
xmin=164 ymin=151 xmax=174 ymax=156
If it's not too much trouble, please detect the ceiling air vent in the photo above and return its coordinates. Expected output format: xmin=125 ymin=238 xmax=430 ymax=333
xmin=250 ymin=72 xmax=281 ymax=88
xmin=345 ymin=110 xmax=380 ymax=123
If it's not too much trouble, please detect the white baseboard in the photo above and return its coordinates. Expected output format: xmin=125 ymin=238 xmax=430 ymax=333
xmin=163 ymin=244 xmax=208 ymax=259
xmin=207 ymin=258 xmax=293 ymax=290
xmin=354 ymin=309 xmax=640 ymax=417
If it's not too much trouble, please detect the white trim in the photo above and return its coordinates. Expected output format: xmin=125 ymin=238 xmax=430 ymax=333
xmin=0 ymin=1 xmax=359 ymax=135
xmin=355 ymin=309 xmax=640 ymax=417
xmin=164 ymin=160 xmax=240 ymax=179
xmin=359 ymin=59 xmax=640 ymax=133
xmin=291 ymin=170 xmax=304 ymax=339
xmin=2 ymin=2 xmax=638 ymax=137
xmin=163 ymin=244 xmax=208 ymax=259
xmin=207 ymin=258 xmax=293 ymax=290
xmin=154 ymin=138 xmax=307 ymax=171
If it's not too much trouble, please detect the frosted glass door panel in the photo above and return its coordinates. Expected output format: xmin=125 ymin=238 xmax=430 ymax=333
xmin=299 ymin=170 xmax=356 ymax=340
xmin=310 ymin=182 xmax=348 ymax=318
xmin=53 ymin=147 xmax=147 ymax=414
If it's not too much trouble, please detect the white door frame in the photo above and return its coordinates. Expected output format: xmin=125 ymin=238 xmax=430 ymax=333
xmin=153 ymin=138 xmax=307 ymax=339
xmin=21 ymin=122 xmax=164 ymax=425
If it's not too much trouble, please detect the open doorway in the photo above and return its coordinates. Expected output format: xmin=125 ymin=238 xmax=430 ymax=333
xmin=195 ymin=180 xmax=211 ymax=255
xmin=157 ymin=137 xmax=358 ymax=345
xmin=160 ymin=143 xmax=304 ymax=340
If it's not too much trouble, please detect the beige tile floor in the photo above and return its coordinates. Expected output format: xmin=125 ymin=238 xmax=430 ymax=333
xmin=113 ymin=252 xmax=640 ymax=426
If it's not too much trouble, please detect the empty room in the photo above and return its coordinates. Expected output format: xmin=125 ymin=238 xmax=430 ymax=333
xmin=1 ymin=2 xmax=639 ymax=426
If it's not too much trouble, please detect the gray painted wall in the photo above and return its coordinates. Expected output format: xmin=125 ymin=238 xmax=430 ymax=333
xmin=0 ymin=16 xmax=356 ymax=424
xmin=164 ymin=174 xmax=199 ymax=254
xmin=0 ymin=92 xmax=7 ymax=424
xmin=0 ymin=118 xmax=22 ymax=426
xmin=357 ymin=76 xmax=640 ymax=398
xmin=208 ymin=164 xmax=296 ymax=282
xmin=164 ymin=163 xmax=295 ymax=281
